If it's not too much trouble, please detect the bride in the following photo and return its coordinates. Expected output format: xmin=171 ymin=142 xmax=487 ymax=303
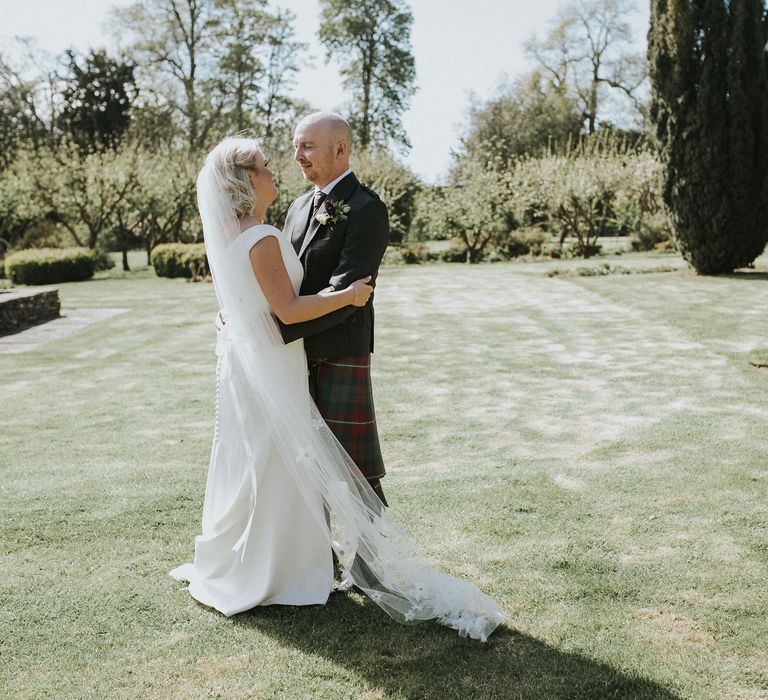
xmin=170 ymin=136 xmax=503 ymax=642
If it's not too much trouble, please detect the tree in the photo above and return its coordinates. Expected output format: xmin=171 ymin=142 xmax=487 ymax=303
xmin=511 ymin=141 xmax=662 ymax=257
xmin=0 ymin=42 xmax=60 ymax=162
xmin=128 ymin=147 xmax=200 ymax=261
xmin=215 ymin=2 xmax=307 ymax=141
xmin=111 ymin=0 xmax=224 ymax=149
xmin=318 ymin=0 xmax=416 ymax=151
xmin=57 ymin=49 xmax=137 ymax=152
xmin=112 ymin=0 xmax=306 ymax=150
xmin=649 ymin=0 xmax=768 ymax=274
xmin=429 ymin=158 xmax=515 ymax=263
xmin=215 ymin=0 xmax=270 ymax=132
xmin=258 ymin=9 xmax=307 ymax=144
xmin=526 ymin=0 xmax=647 ymax=135
xmin=0 ymin=155 xmax=49 ymax=255
xmin=460 ymin=71 xmax=584 ymax=166
xmin=13 ymin=141 xmax=140 ymax=251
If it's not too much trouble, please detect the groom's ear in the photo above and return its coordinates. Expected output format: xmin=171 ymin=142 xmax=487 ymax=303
xmin=335 ymin=141 xmax=348 ymax=159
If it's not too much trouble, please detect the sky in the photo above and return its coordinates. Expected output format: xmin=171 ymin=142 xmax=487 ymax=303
xmin=1 ymin=0 xmax=650 ymax=182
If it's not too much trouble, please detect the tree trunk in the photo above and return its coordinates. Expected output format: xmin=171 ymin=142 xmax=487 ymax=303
xmin=360 ymin=37 xmax=375 ymax=148
xmin=587 ymin=67 xmax=599 ymax=135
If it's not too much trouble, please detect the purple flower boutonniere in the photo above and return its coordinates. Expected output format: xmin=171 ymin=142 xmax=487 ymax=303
xmin=315 ymin=199 xmax=351 ymax=226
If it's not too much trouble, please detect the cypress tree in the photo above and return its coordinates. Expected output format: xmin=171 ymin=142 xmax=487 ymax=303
xmin=649 ymin=0 xmax=768 ymax=274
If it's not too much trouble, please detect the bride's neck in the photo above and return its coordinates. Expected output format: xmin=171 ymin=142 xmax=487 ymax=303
xmin=239 ymin=211 xmax=265 ymax=232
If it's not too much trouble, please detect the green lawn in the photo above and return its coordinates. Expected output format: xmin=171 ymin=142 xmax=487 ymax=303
xmin=2 ymin=251 xmax=767 ymax=699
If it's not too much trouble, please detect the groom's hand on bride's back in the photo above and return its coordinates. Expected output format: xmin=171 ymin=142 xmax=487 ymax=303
xmin=216 ymin=310 xmax=226 ymax=331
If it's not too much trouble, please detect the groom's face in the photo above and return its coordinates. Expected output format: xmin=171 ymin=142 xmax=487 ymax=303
xmin=293 ymin=122 xmax=338 ymax=188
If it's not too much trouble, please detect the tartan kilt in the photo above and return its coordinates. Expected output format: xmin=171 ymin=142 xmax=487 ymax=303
xmin=307 ymin=354 xmax=385 ymax=481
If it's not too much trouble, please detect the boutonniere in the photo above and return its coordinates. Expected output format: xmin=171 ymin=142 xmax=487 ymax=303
xmin=315 ymin=199 xmax=351 ymax=226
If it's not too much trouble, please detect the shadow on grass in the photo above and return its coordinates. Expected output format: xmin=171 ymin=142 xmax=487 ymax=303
xmin=231 ymin=594 xmax=681 ymax=700
xmin=722 ymin=270 xmax=768 ymax=281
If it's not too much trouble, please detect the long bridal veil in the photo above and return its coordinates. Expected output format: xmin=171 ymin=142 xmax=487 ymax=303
xmin=190 ymin=145 xmax=504 ymax=641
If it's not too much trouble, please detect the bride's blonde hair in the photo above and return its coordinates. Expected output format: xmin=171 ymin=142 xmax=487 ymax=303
xmin=206 ymin=136 xmax=264 ymax=218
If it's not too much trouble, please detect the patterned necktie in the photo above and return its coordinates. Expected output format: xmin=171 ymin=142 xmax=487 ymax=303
xmin=295 ymin=190 xmax=328 ymax=254
xmin=313 ymin=190 xmax=327 ymax=212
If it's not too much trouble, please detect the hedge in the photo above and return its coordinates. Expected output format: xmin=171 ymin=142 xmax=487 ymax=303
xmin=4 ymin=247 xmax=96 ymax=284
xmin=150 ymin=243 xmax=209 ymax=279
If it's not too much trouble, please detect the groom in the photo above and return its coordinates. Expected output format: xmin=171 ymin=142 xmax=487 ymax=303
xmin=279 ymin=112 xmax=390 ymax=507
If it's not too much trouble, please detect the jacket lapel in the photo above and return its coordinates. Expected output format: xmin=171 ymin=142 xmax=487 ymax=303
xmin=298 ymin=173 xmax=359 ymax=260
xmin=290 ymin=191 xmax=314 ymax=254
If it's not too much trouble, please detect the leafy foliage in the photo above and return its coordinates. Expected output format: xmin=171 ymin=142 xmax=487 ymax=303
xmin=263 ymin=150 xmax=310 ymax=229
xmin=318 ymin=0 xmax=416 ymax=151
xmin=526 ymin=0 xmax=648 ymax=134
xmin=503 ymin=228 xmax=549 ymax=258
xmin=111 ymin=0 xmax=307 ymax=150
xmin=57 ymin=50 xmax=137 ymax=152
xmin=0 ymin=46 xmax=54 ymax=164
xmin=461 ymin=72 xmax=584 ymax=165
xmin=511 ymin=138 xmax=666 ymax=256
xmin=414 ymin=136 xmax=667 ymax=261
xmin=423 ymin=159 xmax=516 ymax=263
xmin=111 ymin=0 xmax=225 ymax=149
xmin=121 ymin=147 xmax=201 ymax=260
xmin=352 ymin=149 xmax=421 ymax=244
xmin=0 ymin=157 xmax=51 ymax=255
xmin=648 ymin=0 xmax=768 ymax=273
xmin=216 ymin=2 xmax=307 ymax=142
xmin=15 ymin=141 xmax=141 ymax=250
xmin=2 ymin=141 xmax=201 ymax=263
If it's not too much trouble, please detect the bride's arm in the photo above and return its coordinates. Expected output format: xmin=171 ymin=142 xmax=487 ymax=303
xmin=249 ymin=236 xmax=371 ymax=324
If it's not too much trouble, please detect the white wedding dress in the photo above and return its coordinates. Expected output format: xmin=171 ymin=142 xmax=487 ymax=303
xmin=170 ymin=154 xmax=503 ymax=641
xmin=170 ymin=226 xmax=334 ymax=613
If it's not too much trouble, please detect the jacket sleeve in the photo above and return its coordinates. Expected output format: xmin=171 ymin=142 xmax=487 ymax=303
xmin=278 ymin=198 xmax=389 ymax=344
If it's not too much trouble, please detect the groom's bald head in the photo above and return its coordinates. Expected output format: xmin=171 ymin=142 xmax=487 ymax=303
xmin=294 ymin=112 xmax=352 ymax=188
xmin=298 ymin=112 xmax=352 ymax=147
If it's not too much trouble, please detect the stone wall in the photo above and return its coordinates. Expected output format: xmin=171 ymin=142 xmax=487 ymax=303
xmin=0 ymin=288 xmax=61 ymax=335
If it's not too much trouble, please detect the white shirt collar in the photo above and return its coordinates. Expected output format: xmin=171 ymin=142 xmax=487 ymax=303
xmin=318 ymin=168 xmax=353 ymax=196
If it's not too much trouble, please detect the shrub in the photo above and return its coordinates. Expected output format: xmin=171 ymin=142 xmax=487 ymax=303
xmin=568 ymin=242 xmax=602 ymax=258
xmin=631 ymin=213 xmax=674 ymax=252
xmin=4 ymin=247 xmax=96 ymax=284
xmin=381 ymin=246 xmax=405 ymax=266
xmin=400 ymin=243 xmax=434 ymax=264
xmin=92 ymin=249 xmax=116 ymax=271
xmin=503 ymin=227 xmax=549 ymax=258
xmin=439 ymin=245 xmax=470 ymax=263
xmin=151 ymin=243 xmax=209 ymax=279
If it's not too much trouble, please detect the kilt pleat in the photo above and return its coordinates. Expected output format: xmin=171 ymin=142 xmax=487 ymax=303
xmin=307 ymin=354 xmax=386 ymax=481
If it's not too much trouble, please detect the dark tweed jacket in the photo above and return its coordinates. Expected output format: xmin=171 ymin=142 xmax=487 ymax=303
xmin=278 ymin=172 xmax=389 ymax=358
